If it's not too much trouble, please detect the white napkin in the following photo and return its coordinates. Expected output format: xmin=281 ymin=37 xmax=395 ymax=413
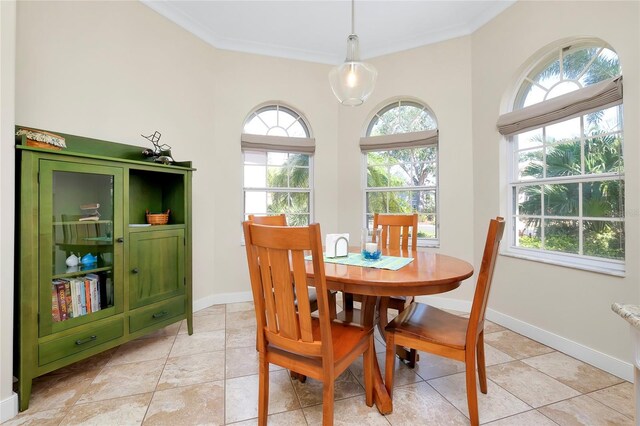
xmin=325 ymin=233 xmax=349 ymax=258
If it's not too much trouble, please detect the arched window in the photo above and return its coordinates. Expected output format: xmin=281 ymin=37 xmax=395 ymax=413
xmin=242 ymin=103 xmax=314 ymax=226
xmin=498 ymin=40 xmax=624 ymax=274
xmin=361 ymin=100 xmax=439 ymax=246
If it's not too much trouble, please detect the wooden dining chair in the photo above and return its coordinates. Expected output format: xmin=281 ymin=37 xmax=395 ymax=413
xmin=344 ymin=213 xmax=419 ymax=364
xmin=247 ymin=213 xmax=287 ymax=226
xmin=247 ymin=214 xmax=337 ymax=320
xmin=384 ymin=217 xmax=505 ymax=425
xmin=243 ymin=222 xmax=375 ymax=426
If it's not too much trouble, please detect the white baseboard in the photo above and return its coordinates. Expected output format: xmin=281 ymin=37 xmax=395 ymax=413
xmin=193 ymin=291 xmax=252 ymax=312
xmin=0 ymin=392 xmax=18 ymax=423
xmin=416 ymin=295 xmax=634 ymax=382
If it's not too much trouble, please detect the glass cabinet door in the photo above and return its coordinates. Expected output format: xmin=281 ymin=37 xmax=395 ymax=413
xmin=38 ymin=160 xmax=123 ymax=336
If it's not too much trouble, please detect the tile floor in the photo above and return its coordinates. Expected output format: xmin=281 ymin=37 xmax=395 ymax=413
xmin=7 ymin=301 xmax=634 ymax=425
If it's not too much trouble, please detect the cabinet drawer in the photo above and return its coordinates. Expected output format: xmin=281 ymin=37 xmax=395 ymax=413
xmin=39 ymin=317 xmax=123 ymax=366
xmin=129 ymin=297 xmax=185 ymax=333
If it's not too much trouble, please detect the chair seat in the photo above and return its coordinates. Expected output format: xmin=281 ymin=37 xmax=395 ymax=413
xmin=267 ymin=318 xmax=372 ymax=380
xmin=385 ymin=303 xmax=468 ymax=350
xmin=313 ymin=318 xmax=372 ymax=361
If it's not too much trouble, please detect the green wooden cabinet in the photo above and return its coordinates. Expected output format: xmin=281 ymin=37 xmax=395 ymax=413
xmin=15 ymin=128 xmax=194 ymax=411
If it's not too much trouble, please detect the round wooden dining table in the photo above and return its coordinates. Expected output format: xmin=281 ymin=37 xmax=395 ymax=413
xmin=306 ymin=248 xmax=474 ymax=414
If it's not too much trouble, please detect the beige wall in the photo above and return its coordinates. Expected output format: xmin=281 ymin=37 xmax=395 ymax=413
xmin=470 ymin=0 xmax=640 ymax=363
xmin=0 ymin=0 xmax=17 ymax=419
xmin=3 ymin=0 xmax=640 ymax=418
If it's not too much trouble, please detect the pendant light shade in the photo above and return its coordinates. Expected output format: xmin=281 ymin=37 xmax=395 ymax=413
xmin=329 ymin=2 xmax=377 ymax=106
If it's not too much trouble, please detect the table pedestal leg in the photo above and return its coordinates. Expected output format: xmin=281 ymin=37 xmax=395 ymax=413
xmin=377 ymin=297 xmax=418 ymax=368
xmin=361 ymin=296 xmax=393 ymax=414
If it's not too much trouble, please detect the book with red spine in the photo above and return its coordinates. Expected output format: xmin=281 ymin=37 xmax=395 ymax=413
xmin=84 ymin=278 xmax=92 ymax=314
xmin=63 ymin=280 xmax=73 ymax=318
xmin=55 ymin=281 xmax=68 ymax=321
xmin=51 ymin=286 xmax=60 ymax=322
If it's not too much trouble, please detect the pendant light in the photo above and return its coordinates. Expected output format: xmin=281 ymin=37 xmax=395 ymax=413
xmin=329 ymin=0 xmax=377 ymax=106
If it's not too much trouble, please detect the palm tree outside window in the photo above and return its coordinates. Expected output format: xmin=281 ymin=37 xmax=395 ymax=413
xmin=503 ymin=40 xmax=624 ymax=274
xmin=242 ymin=103 xmax=314 ymax=226
xmin=362 ymin=100 xmax=439 ymax=246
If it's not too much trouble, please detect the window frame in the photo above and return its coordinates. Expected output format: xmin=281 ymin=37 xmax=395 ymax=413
xmin=241 ymin=103 xmax=315 ymax=228
xmin=502 ymin=41 xmax=625 ymax=275
xmin=361 ymin=99 xmax=440 ymax=248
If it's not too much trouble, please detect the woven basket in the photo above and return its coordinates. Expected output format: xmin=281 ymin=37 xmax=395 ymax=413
xmin=26 ymin=139 xmax=63 ymax=151
xmin=146 ymin=209 xmax=170 ymax=225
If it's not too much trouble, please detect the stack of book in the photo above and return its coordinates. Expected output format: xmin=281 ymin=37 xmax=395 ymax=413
xmin=51 ymin=274 xmax=110 ymax=322
xmin=79 ymin=203 xmax=100 ymax=222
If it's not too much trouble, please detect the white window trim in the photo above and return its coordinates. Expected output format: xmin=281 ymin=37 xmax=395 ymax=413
xmin=502 ymin=246 xmax=625 ymax=277
xmin=505 ymin=124 xmax=624 ymax=276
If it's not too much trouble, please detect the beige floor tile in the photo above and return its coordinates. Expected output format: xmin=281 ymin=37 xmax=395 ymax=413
xmin=428 ymin=372 xmax=531 ymax=423
xmin=226 ymin=309 xmax=257 ymax=330
xmin=385 ymin=381 xmax=468 ymax=425
xmin=77 ymin=358 xmax=165 ymax=403
xmin=292 ymin=370 xmax=364 ymax=407
xmin=539 ymin=394 xmax=634 ymax=425
xmin=226 ymin=301 xmax=255 ymax=313
xmin=303 ymin=395 xmax=389 ymax=426
xmin=144 ymin=381 xmax=225 ymax=425
xmin=107 ymin=336 xmax=175 ymax=366
xmin=522 ymin=351 xmax=624 ymax=393
xmin=194 ymin=303 xmax=226 ymax=317
xmin=588 ymin=382 xmax=634 ymax=419
xmin=225 ymin=347 xmax=283 ymax=379
xmin=225 ymin=370 xmax=300 ymax=424
xmin=157 ymin=350 xmax=225 ymax=390
xmin=484 ymin=344 xmax=516 ymax=366
xmin=484 ymin=410 xmax=558 ymax=425
xmin=230 ymin=409 xmax=308 ymax=425
xmin=178 ymin=312 xmax=225 ymax=334
xmin=487 ymin=361 xmax=580 ymax=408
xmin=409 ymin=344 xmax=512 ymax=382
xmin=2 ymin=408 xmax=67 ymax=426
xmin=350 ymin=352 xmax=422 ymax=389
xmin=226 ymin=326 xmax=257 ymax=349
xmin=484 ymin=331 xmax=554 ymax=359
xmin=42 ymin=348 xmax=117 ymax=377
xmin=135 ymin=322 xmax=180 ymax=340
xmin=27 ymin=368 xmax=100 ymax=413
xmin=63 ymin=393 xmax=152 ymax=425
xmin=484 ymin=320 xmax=507 ymax=334
xmin=169 ymin=329 xmax=225 ymax=357
xmin=414 ymin=352 xmax=465 ymax=380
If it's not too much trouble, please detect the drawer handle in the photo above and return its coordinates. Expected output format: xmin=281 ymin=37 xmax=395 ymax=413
xmin=152 ymin=311 xmax=169 ymax=319
xmin=75 ymin=335 xmax=97 ymax=345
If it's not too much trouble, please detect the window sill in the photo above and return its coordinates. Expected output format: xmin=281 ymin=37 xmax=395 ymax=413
xmin=502 ymin=247 xmax=625 ymax=277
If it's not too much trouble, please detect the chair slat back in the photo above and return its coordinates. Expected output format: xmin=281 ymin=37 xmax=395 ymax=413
xmin=248 ymin=214 xmax=287 ymax=226
xmin=243 ymin=222 xmax=332 ymax=358
xmin=373 ymin=213 xmax=418 ymax=250
xmin=467 ymin=217 xmax=505 ymax=342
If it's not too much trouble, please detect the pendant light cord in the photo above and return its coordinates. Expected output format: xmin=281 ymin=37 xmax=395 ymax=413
xmin=351 ymin=0 xmax=355 ymax=34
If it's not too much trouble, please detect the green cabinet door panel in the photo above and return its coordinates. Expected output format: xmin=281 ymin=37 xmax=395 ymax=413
xmin=129 ymin=228 xmax=185 ymax=309
xmin=37 ymin=160 xmax=124 ymax=337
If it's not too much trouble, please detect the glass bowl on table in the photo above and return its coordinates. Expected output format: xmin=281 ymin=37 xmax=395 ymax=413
xmin=361 ymin=228 xmax=382 ymax=260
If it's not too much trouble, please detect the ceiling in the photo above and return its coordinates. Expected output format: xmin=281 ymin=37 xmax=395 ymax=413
xmin=141 ymin=1 xmax=516 ymax=65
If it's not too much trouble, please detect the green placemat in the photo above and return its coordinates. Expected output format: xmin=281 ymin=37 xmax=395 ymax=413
xmin=305 ymin=252 xmax=413 ymax=271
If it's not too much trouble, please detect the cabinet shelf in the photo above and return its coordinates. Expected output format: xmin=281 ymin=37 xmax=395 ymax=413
xmin=52 ymin=265 xmax=113 ymax=280
xmin=53 ymin=220 xmax=113 ymax=225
